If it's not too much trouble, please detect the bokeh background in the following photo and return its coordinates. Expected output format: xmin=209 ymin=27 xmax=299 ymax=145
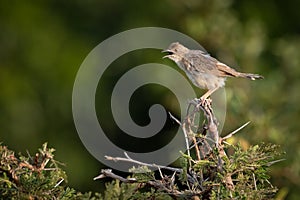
xmin=1 ymin=0 xmax=299 ymax=199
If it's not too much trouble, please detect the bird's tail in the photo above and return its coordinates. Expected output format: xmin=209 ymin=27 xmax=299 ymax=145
xmin=237 ymin=72 xmax=264 ymax=80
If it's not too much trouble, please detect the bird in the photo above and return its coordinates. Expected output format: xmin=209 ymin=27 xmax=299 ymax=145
xmin=162 ymin=42 xmax=263 ymax=100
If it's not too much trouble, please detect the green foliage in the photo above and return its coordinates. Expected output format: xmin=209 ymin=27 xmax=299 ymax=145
xmin=223 ymin=143 xmax=282 ymax=199
xmin=0 ymin=142 xmax=284 ymax=199
xmin=129 ymin=166 xmax=155 ymax=182
xmin=0 ymin=142 xmax=174 ymax=199
xmin=103 ymin=180 xmax=172 ymax=200
xmin=104 ymin=179 xmax=172 ymax=200
xmin=0 ymin=143 xmax=101 ymax=200
xmin=98 ymin=143 xmax=283 ymax=200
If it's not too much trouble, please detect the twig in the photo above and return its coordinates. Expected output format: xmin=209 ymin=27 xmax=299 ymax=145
xmin=94 ymin=169 xmax=136 ymax=182
xmin=54 ymin=178 xmax=64 ymax=188
xmin=105 ymin=152 xmax=183 ymax=173
xmin=222 ymin=121 xmax=251 ymax=140
xmin=187 ymin=98 xmax=220 ymax=146
xmin=157 ymin=166 xmax=164 ymax=179
xmin=186 ymin=98 xmax=235 ymax=191
xmin=183 ymin=99 xmax=203 ymax=161
xmin=189 ymin=134 xmax=216 ymax=150
xmin=199 ymin=99 xmax=219 ymax=146
xmin=168 ymin=112 xmax=181 ymax=126
xmin=169 ymin=112 xmax=191 ymax=163
xmin=253 ymin=173 xmax=257 ymax=191
xmin=266 ymin=158 xmax=286 ymax=166
xmin=191 ymin=136 xmax=201 ymax=160
xmin=94 ymin=169 xmax=186 ymax=197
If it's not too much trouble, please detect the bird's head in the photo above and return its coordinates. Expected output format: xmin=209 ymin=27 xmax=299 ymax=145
xmin=162 ymin=42 xmax=189 ymax=62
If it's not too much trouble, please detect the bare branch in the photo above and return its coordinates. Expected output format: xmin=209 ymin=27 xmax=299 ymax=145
xmin=222 ymin=121 xmax=251 ymax=140
xmin=266 ymin=158 xmax=286 ymax=166
xmin=105 ymin=153 xmax=183 ymax=173
xmin=253 ymin=173 xmax=257 ymax=191
xmin=169 ymin=111 xmax=192 ymax=166
xmin=94 ymin=169 xmax=136 ymax=182
xmin=168 ymin=112 xmax=181 ymax=126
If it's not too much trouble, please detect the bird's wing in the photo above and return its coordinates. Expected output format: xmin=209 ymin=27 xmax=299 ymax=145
xmin=185 ymin=51 xmax=232 ymax=76
xmin=215 ymin=62 xmax=240 ymax=77
xmin=191 ymin=50 xmax=240 ymax=77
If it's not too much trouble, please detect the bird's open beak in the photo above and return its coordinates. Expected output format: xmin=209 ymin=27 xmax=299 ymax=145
xmin=162 ymin=49 xmax=174 ymax=59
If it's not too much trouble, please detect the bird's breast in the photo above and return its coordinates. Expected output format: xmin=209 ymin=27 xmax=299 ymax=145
xmin=186 ymin=71 xmax=226 ymax=90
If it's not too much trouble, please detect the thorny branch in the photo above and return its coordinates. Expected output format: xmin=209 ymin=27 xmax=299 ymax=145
xmin=104 ymin=152 xmax=183 ymax=173
xmin=95 ymin=98 xmax=253 ymax=197
xmin=184 ymin=98 xmax=219 ymax=161
xmin=184 ymin=98 xmax=234 ymax=191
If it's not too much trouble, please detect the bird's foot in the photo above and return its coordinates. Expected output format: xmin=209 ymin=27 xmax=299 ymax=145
xmin=195 ymin=97 xmax=212 ymax=108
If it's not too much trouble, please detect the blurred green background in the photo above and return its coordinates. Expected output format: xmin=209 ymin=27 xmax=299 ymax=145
xmin=0 ymin=0 xmax=299 ymax=199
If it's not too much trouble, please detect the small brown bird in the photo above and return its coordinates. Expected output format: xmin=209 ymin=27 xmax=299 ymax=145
xmin=163 ymin=42 xmax=263 ymax=100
